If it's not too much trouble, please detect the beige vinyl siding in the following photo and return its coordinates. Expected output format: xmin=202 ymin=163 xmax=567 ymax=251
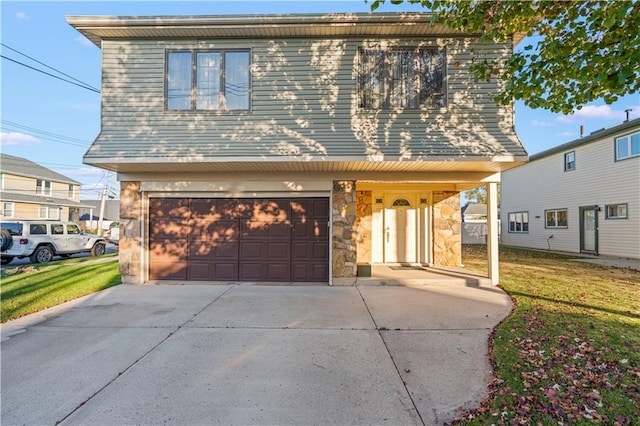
xmin=501 ymin=130 xmax=640 ymax=259
xmin=89 ymin=36 xmax=524 ymax=162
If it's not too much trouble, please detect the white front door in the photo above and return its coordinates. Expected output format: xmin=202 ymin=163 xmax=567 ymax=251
xmin=384 ymin=197 xmax=416 ymax=263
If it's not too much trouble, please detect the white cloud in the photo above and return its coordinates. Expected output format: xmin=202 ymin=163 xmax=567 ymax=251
xmin=16 ymin=12 xmax=27 ymax=19
xmin=0 ymin=132 xmax=40 ymax=147
xmin=531 ymin=119 xmax=553 ymax=128
xmin=557 ymin=105 xmax=623 ymax=123
xmin=75 ymin=36 xmax=94 ymax=47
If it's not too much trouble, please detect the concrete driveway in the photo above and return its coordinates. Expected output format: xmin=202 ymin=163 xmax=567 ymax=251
xmin=1 ymin=281 xmax=512 ymax=425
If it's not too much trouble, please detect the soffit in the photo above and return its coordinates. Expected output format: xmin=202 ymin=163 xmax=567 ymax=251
xmin=67 ymin=13 xmax=473 ymax=46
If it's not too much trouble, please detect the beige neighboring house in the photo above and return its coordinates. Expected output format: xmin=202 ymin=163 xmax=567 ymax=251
xmin=68 ymin=13 xmax=528 ymax=285
xmin=0 ymin=153 xmax=87 ymax=222
xmin=501 ymin=118 xmax=640 ymax=259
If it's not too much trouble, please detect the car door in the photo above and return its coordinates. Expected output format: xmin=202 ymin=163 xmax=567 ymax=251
xmin=65 ymin=224 xmax=86 ymax=252
xmin=49 ymin=223 xmax=67 ymax=252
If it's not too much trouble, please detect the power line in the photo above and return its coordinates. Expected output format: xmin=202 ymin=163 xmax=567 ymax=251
xmin=1 ymin=43 xmax=100 ymax=92
xmin=1 ymin=54 xmax=100 ymax=94
xmin=2 ymin=119 xmax=92 ymax=147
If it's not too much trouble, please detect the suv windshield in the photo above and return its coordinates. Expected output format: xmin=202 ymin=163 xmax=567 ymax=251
xmin=1 ymin=222 xmax=23 ymax=236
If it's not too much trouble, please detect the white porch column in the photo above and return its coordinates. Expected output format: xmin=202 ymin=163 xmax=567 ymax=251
xmin=486 ymin=182 xmax=499 ymax=285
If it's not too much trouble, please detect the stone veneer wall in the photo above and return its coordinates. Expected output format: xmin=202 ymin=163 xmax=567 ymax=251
xmin=332 ymin=181 xmax=357 ymax=285
xmin=432 ymin=191 xmax=461 ymax=267
xmin=356 ymin=191 xmax=372 ymax=264
xmin=119 ymin=181 xmax=142 ymax=284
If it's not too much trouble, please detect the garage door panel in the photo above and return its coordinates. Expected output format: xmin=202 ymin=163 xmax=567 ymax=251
xmin=239 ymin=241 xmax=264 ymax=259
xmin=189 ymin=220 xmax=239 ymax=241
xmin=291 ymin=198 xmax=329 ymax=220
xmin=150 ymin=220 xmax=193 ymax=240
xmin=149 ymin=240 xmax=188 ymax=261
xmin=188 ymin=262 xmax=238 ymax=281
xmin=150 ymin=199 xmax=190 ymax=220
xmin=240 ymin=221 xmax=291 ymax=239
xmin=292 ymin=220 xmax=328 ymax=240
xmin=188 ymin=241 xmax=238 ymax=260
xmin=150 ymin=261 xmax=187 ymax=280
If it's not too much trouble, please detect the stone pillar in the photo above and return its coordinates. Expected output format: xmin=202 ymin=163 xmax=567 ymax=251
xmin=332 ymin=181 xmax=357 ymax=285
xmin=119 ymin=181 xmax=143 ymax=284
xmin=432 ymin=191 xmax=461 ymax=267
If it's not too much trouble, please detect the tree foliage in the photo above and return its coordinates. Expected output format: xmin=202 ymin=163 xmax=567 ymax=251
xmin=369 ymin=0 xmax=640 ymax=114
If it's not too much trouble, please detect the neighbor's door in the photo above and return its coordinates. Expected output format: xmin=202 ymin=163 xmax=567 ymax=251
xmin=579 ymin=206 xmax=598 ymax=254
xmin=384 ymin=197 xmax=416 ymax=263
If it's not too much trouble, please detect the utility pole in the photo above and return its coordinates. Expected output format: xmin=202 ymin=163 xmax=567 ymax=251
xmin=97 ymin=184 xmax=107 ymax=236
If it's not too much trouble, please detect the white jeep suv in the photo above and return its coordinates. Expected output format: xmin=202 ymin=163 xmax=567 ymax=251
xmin=0 ymin=221 xmax=107 ymax=265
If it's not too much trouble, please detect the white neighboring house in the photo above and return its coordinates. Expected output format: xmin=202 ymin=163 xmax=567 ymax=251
xmin=501 ymin=118 xmax=640 ymax=259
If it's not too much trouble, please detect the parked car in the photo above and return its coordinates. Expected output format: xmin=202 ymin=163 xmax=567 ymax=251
xmin=0 ymin=221 xmax=107 ymax=265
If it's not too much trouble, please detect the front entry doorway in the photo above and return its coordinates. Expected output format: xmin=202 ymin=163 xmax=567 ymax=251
xmin=384 ymin=197 xmax=417 ymax=263
xmin=579 ymin=205 xmax=599 ymax=255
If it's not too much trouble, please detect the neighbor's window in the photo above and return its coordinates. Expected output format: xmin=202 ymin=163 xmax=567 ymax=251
xmin=38 ymin=206 xmax=60 ymax=220
xmin=615 ymin=131 xmax=640 ymax=160
xmin=359 ymin=47 xmax=445 ymax=110
xmin=68 ymin=184 xmax=75 ymax=199
xmin=545 ymin=208 xmax=568 ymax=228
xmin=166 ymin=50 xmax=250 ymax=111
xmin=564 ymin=151 xmax=576 ymax=171
xmin=36 ymin=179 xmax=52 ymax=196
xmin=508 ymin=211 xmax=529 ymax=233
xmin=2 ymin=202 xmax=14 ymax=218
xmin=606 ymin=203 xmax=628 ymax=219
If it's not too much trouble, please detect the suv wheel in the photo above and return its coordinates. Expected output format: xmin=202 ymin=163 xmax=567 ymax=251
xmin=0 ymin=229 xmax=13 ymax=251
xmin=30 ymin=246 xmax=54 ymax=264
xmin=1 ymin=256 xmax=14 ymax=265
xmin=91 ymin=242 xmax=106 ymax=257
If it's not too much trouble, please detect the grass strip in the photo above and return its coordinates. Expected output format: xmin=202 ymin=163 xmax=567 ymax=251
xmin=1 ymin=256 xmax=120 ymax=322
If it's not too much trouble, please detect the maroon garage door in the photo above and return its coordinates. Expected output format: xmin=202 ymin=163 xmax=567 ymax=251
xmin=149 ymin=198 xmax=329 ymax=282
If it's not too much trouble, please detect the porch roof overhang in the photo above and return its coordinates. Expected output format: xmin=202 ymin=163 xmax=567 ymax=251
xmin=67 ymin=13 xmax=527 ymax=46
xmin=84 ymin=155 xmax=528 ymax=175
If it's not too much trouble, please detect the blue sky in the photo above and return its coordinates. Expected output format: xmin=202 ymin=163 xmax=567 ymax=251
xmin=2 ymin=1 xmax=639 ymax=200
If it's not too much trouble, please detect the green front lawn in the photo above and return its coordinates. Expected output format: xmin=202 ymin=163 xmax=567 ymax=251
xmin=457 ymin=246 xmax=640 ymax=425
xmin=1 ymin=255 xmax=120 ymax=322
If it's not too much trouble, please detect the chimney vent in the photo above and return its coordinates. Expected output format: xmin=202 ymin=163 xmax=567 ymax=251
xmin=624 ymin=108 xmax=632 ymax=122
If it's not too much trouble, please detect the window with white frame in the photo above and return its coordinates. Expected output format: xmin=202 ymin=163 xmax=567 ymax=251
xmin=1 ymin=173 xmax=5 ymax=190
xmin=359 ymin=47 xmax=445 ymax=110
xmin=615 ymin=131 xmax=640 ymax=160
xmin=508 ymin=211 xmax=529 ymax=233
xmin=36 ymin=179 xmax=52 ymax=196
xmin=606 ymin=203 xmax=628 ymax=219
xmin=545 ymin=208 xmax=568 ymax=228
xmin=564 ymin=151 xmax=576 ymax=171
xmin=166 ymin=50 xmax=250 ymax=111
xmin=38 ymin=206 xmax=60 ymax=220
xmin=2 ymin=202 xmax=14 ymax=218
xmin=68 ymin=184 xmax=75 ymax=199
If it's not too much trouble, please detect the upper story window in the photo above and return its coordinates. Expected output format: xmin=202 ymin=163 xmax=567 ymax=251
xmin=166 ymin=50 xmax=250 ymax=111
xmin=358 ymin=47 xmax=445 ymax=110
xmin=615 ymin=131 xmax=640 ymax=160
xmin=36 ymin=179 xmax=52 ymax=196
xmin=68 ymin=184 xmax=75 ymax=199
xmin=564 ymin=151 xmax=576 ymax=171
xmin=545 ymin=208 xmax=568 ymax=229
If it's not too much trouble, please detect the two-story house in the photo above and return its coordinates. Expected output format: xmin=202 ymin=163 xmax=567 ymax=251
xmin=501 ymin=118 xmax=640 ymax=259
xmin=0 ymin=153 xmax=86 ymax=222
xmin=68 ymin=13 xmax=528 ymax=285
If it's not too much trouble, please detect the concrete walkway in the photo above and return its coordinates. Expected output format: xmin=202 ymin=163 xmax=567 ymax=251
xmin=1 ymin=281 xmax=512 ymax=425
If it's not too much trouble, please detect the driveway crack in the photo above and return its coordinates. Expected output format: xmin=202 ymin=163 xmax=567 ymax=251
xmin=355 ymin=285 xmax=426 ymax=426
